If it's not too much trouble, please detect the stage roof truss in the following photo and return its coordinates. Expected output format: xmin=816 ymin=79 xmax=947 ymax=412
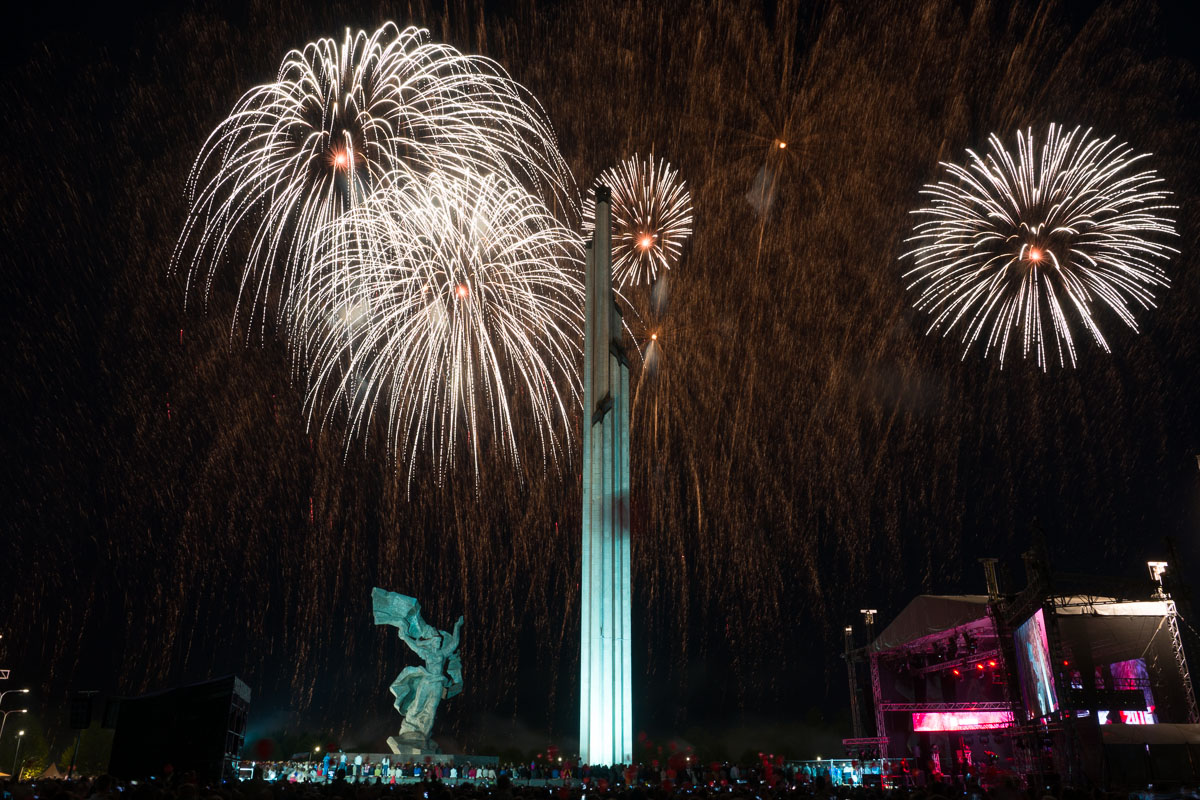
xmin=905 ymin=648 xmax=1003 ymax=676
xmin=878 ymin=701 xmax=1012 ymax=713
xmin=1049 ymin=595 xmax=1170 ymax=616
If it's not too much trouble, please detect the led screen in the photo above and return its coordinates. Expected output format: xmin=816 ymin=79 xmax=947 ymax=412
xmin=1097 ymin=709 xmax=1156 ymax=725
xmin=1110 ymin=657 xmax=1155 ymax=709
xmin=912 ymin=711 xmax=1014 ymax=731
xmin=1013 ymin=608 xmax=1058 ymax=719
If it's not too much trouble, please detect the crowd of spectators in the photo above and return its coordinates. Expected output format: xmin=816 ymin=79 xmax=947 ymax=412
xmin=5 ymin=767 xmax=1193 ymax=800
xmin=225 ymin=757 xmax=789 ymax=788
xmin=230 ymin=758 xmax=824 ymax=790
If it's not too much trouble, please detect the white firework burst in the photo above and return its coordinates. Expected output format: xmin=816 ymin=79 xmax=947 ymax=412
xmin=902 ymin=123 xmax=1177 ymax=369
xmin=301 ymin=172 xmax=584 ymax=482
xmin=173 ymin=22 xmax=575 ymax=337
xmin=582 ymin=154 xmax=693 ymax=288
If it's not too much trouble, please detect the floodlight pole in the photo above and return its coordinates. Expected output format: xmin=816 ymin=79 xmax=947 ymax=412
xmin=844 ymin=625 xmax=865 ymax=739
xmin=860 ymin=609 xmax=885 ymax=754
xmin=0 ymin=708 xmax=26 ymax=744
xmin=11 ymin=731 xmax=24 ymax=781
xmin=1150 ymin=559 xmax=1199 ymax=723
xmin=68 ymin=728 xmax=83 ymax=780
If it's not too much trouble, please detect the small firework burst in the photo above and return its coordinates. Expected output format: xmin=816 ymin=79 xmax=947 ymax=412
xmin=583 ymin=154 xmax=693 ymax=288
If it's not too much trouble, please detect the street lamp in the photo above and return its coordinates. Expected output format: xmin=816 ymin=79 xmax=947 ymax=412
xmin=11 ymin=730 xmax=25 ymax=781
xmin=0 ymin=689 xmax=31 ymax=706
xmin=0 ymin=708 xmax=28 ymax=742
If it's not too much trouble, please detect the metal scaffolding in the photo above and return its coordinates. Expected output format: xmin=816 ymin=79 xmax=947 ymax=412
xmin=1163 ymin=597 xmax=1199 ymax=723
xmin=877 ymin=701 xmax=1013 ymax=713
xmin=845 ymin=626 xmax=865 ymax=740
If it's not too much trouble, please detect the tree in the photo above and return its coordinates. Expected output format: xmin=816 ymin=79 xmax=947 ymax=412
xmin=0 ymin=712 xmax=50 ymax=780
xmin=59 ymin=722 xmax=114 ymax=778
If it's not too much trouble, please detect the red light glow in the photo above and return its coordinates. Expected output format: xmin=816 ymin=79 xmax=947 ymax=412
xmin=952 ymin=668 xmax=961 ymax=677
xmin=912 ymin=711 xmax=1015 ymax=732
xmin=333 ymin=151 xmax=349 ymax=170
xmin=639 ymin=234 xmax=654 ymax=250
xmin=1029 ymin=248 xmax=1042 ymax=261
xmin=455 ymin=284 xmax=469 ymax=299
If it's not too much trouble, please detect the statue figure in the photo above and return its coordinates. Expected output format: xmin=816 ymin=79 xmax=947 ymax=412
xmin=371 ymin=587 xmax=464 ymax=754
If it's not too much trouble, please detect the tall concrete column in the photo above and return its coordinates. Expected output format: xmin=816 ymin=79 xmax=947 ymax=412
xmin=580 ymin=187 xmax=633 ymax=766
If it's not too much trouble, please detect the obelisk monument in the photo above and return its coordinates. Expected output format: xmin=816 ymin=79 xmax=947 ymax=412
xmin=579 ymin=187 xmax=633 ymax=766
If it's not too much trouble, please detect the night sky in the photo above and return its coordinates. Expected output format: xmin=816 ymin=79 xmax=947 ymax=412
xmin=4 ymin=0 xmax=1199 ymax=759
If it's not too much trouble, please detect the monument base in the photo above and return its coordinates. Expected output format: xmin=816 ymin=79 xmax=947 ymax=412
xmin=387 ymin=734 xmax=440 ymax=757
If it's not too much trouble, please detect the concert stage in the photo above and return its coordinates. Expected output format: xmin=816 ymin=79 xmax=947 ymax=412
xmin=842 ymin=552 xmax=1200 ymax=789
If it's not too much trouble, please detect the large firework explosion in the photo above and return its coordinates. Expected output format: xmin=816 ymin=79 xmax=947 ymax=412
xmin=300 ymin=172 xmax=583 ymax=482
xmin=902 ymin=124 xmax=1177 ymax=369
xmin=173 ymin=23 xmax=574 ymax=341
xmin=582 ymin=155 xmax=694 ymax=288
xmin=6 ymin=0 xmax=1200 ymax=751
xmin=172 ymin=21 xmax=583 ymax=484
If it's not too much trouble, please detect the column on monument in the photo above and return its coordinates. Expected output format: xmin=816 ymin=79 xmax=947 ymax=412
xmin=605 ymin=277 xmax=632 ymax=765
xmin=617 ymin=332 xmax=632 ymax=764
xmin=580 ymin=189 xmax=632 ymax=767
xmin=580 ymin=241 xmax=597 ymax=763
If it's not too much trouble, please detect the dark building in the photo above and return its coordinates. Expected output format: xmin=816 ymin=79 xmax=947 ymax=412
xmin=108 ymin=675 xmax=250 ymax=783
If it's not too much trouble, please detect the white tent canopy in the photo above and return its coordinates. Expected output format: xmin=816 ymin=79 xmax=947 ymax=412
xmin=871 ymin=594 xmax=991 ymax=651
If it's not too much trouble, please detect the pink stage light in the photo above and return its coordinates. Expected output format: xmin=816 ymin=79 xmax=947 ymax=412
xmin=912 ymin=711 xmax=1015 ymax=732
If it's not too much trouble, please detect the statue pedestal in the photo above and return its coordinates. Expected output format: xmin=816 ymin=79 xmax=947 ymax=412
xmin=387 ymin=733 xmax=440 ymax=757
